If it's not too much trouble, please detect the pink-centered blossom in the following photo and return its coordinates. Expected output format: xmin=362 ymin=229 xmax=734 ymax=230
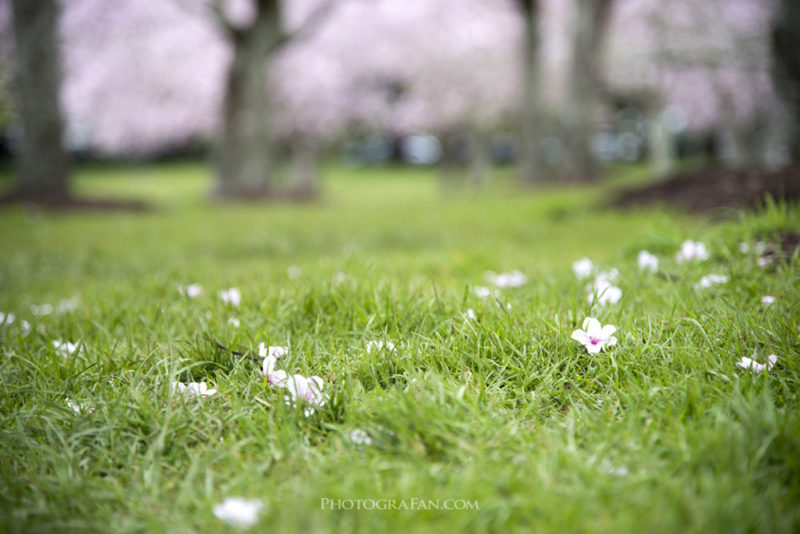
xmin=284 ymin=374 xmax=327 ymax=417
xmin=262 ymin=355 xmax=288 ymax=387
xmin=571 ymin=317 xmax=618 ymax=354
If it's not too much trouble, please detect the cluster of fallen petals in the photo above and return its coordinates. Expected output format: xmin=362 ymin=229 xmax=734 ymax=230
xmin=676 ymin=240 xmax=709 ymax=263
xmin=737 ymin=355 xmax=778 ymax=374
xmin=261 ymin=347 xmax=327 ymax=416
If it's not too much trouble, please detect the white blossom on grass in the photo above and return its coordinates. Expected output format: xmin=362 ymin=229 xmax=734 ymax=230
xmin=31 ymin=304 xmax=54 ymax=316
xmin=213 ymin=497 xmax=263 ymax=529
xmin=485 ymin=270 xmax=526 ymax=288
xmin=218 ymin=287 xmax=241 ymax=307
xmin=637 ymin=251 xmax=659 ymax=272
xmin=473 ymin=286 xmax=493 ymax=299
xmin=258 ymin=343 xmax=287 ymax=359
xmin=757 ymin=256 xmax=772 ymax=267
xmin=52 ymin=340 xmax=80 ymax=359
xmin=171 ymin=381 xmax=217 ymax=397
xmin=761 ymin=296 xmax=776 ymax=305
xmin=676 ymin=240 xmax=709 ymax=263
xmin=737 ymin=355 xmax=777 ymax=374
xmin=587 ymin=284 xmax=622 ymax=306
xmin=65 ymin=398 xmax=94 ymax=414
xmin=571 ymin=318 xmax=618 ymax=354
xmin=56 ymin=298 xmax=79 ymax=314
xmin=695 ymin=274 xmax=729 ymax=289
xmin=262 ymin=355 xmax=288 ymax=387
xmin=350 ymin=429 xmax=373 ymax=446
xmin=177 ymin=283 xmax=203 ymax=298
xmin=366 ymin=340 xmax=396 ymax=353
xmin=572 ymin=257 xmax=593 ymax=279
xmin=587 ymin=270 xmax=622 ymax=306
xmin=228 ymin=317 xmax=241 ymax=328
xmin=465 ymin=308 xmax=476 ymax=320
xmin=741 ymin=241 xmax=768 ymax=255
xmin=284 ymin=374 xmax=327 ymax=417
xmin=0 ymin=312 xmax=14 ymax=326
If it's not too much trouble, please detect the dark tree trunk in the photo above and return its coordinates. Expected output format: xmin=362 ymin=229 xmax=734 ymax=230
xmin=517 ymin=0 xmax=544 ymax=184
xmin=9 ymin=0 xmax=70 ymax=200
xmin=562 ymin=0 xmax=614 ymax=182
xmin=468 ymin=129 xmax=492 ymax=188
xmin=772 ymin=0 xmax=800 ymax=163
xmin=215 ymin=2 xmax=282 ymax=198
xmin=287 ymin=139 xmax=320 ymax=200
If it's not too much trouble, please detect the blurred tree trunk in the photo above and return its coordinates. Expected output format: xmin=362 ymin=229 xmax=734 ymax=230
xmin=212 ymin=0 xmax=336 ymax=199
xmin=772 ymin=0 xmax=800 ymax=163
xmin=646 ymin=108 xmax=674 ymax=178
xmin=9 ymin=0 xmax=70 ymax=201
xmin=214 ymin=1 xmax=282 ymax=198
xmin=516 ymin=0 xmax=544 ymax=184
xmin=438 ymin=129 xmax=464 ymax=191
xmin=468 ymin=129 xmax=492 ymax=188
xmin=562 ymin=0 xmax=615 ymax=182
xmin=287 ymin=139 xmax=320 ymax=200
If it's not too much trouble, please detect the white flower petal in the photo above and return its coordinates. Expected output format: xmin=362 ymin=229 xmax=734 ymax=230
xmin=583 ymin=318 xmax=602 ymax=336
xmin=213 ymin=497 xmax=263 ymax=528
xmin=218 ymin=288 xmax=241 ymax=307
xmin=571 ymin=329 xmax=590 ymax=345
xmin=350 ymin=429 xmax=372 ymax=446
xmin=600 ymin=324 xmax=617 ymax=338
xmin=572 ymin=257 xmax=593 ymax=279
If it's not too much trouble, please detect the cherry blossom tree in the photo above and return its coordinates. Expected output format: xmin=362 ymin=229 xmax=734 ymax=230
xmin=605 ymin=0 xmax=780 ymax=172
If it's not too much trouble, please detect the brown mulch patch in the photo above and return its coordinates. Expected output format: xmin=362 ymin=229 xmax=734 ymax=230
xmin=613 ymin=166 xmax=800 ymax=213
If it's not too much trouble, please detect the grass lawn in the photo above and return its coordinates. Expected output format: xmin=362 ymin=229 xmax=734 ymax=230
xmin=0 ymin=163 xmax=798 ymax=533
